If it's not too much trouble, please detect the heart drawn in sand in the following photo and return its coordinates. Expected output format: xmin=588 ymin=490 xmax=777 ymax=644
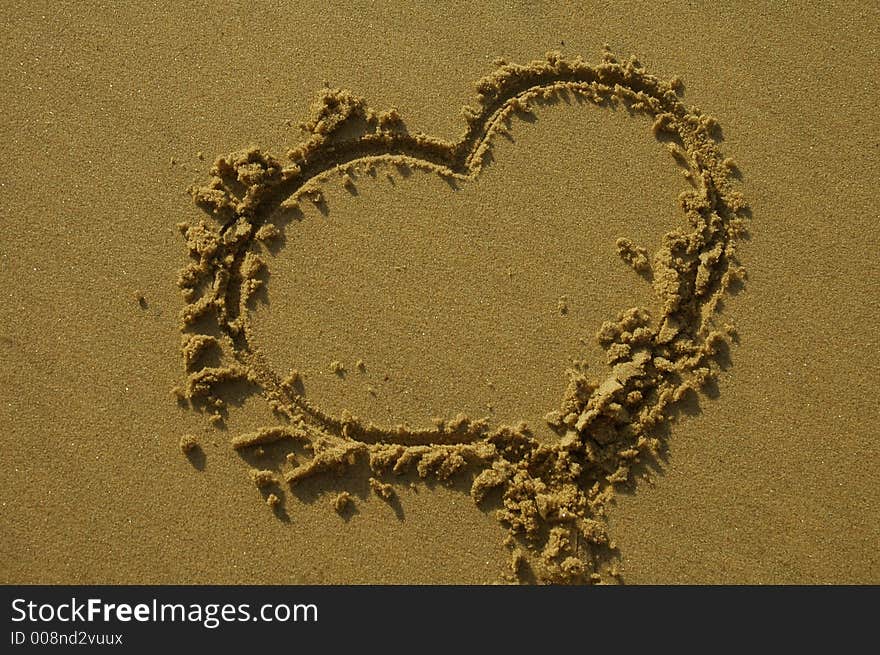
xmin=174 ymin=48 xmax=748 ymax=583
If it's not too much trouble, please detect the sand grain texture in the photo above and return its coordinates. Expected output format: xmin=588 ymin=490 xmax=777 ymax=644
xmin=1 ymin=1 xmax=877 ymax=583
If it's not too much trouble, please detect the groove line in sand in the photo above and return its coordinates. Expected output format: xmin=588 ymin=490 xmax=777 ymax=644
xmin=173 ymin=48 xmax=748 ymax=583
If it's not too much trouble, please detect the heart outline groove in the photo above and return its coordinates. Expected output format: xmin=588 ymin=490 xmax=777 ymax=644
xmin=174 ymin=48 xmax=748 ymax=584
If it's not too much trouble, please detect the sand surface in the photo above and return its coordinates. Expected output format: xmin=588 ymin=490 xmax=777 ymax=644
xmin=1 ymin=1 xmax=877 ymax=583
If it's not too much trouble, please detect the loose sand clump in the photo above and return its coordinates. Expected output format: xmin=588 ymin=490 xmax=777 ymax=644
xmin=332 ymin=491 xmax=353 ymax=514
xmin=175 ymin=48 xmax=747 ymax=583
xmin=615 ymin=237 xmax=652 ymax=275
xmin=179 ymin=434 xmax=199 ymax=454
xmin=249 ymin=469 xmax=276 ymax=488
xmin=369 ymin=478 xmax=395 ymax=501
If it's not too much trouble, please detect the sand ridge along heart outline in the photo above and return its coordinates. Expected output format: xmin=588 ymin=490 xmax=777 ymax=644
xmin=174 ymin=48 xmax=748 ymax=584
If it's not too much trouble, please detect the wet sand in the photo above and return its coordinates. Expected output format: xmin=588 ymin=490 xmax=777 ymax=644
xmin=1 ymin=2 xmax=877 ymax=583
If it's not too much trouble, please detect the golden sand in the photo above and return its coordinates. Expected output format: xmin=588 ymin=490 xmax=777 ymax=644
xmin=174 ymin=50 xmax=745 ymax=582
xmin=1 ymin=2 xmax=877 ymax=584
